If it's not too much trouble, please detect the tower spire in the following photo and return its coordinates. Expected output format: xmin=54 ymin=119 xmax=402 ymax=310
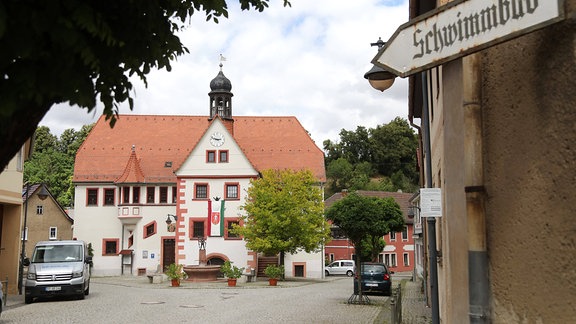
xmin=209 ymin=56 xmax=233 ymax=121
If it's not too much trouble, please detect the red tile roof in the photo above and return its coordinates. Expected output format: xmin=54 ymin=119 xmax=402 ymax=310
xmin=74 ymin=115 xmax=325 ymax=183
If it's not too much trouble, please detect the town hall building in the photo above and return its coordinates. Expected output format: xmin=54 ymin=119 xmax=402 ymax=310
xmin=72 ymin=64 xmax=326 ymax=278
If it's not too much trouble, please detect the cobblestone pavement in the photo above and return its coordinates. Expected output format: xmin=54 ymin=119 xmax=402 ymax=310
xmin=399 ymin=279 xmax=432 ymax=324
xmin=2 ymin=274 xmax=431 ymax=323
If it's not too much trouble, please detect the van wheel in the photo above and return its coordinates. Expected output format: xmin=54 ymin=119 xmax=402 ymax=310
xmin=25 ymin=296 xmax=33 ymax=304
xmin=346 ymin=270 xmax=354 ymax=277
xmin=84 ymin=285 xmax=90 ymax=296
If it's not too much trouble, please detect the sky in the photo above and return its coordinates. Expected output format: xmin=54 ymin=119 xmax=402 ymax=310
xmin=40 ymin=0 xmax=410 ymax=149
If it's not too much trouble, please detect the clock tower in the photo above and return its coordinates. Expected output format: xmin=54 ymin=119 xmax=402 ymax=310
xmin=208 ymin=62 xmax=233 ymax=121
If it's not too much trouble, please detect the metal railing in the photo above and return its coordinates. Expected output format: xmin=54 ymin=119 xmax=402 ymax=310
xmin=390 ymin=283 xmax=402 ymax=324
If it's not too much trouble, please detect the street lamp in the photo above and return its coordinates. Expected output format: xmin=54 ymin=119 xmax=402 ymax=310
xmin=19 ymin=183 xmax=49 ymax=294
xmin=165 ymin=214 xmax=178 ymax=225
xmin=364 ymin=37 xmax=396 ymax=92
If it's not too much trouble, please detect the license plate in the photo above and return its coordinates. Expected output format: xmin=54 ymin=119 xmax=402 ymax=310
xmin=46 ymin=286 xmax=61 ymax=291
xmin=366 ymin=283 xmax=378 ymax=287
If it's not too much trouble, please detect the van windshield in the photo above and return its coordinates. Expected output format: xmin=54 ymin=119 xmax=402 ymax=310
xmin=31 ymin=245 xmax=83 ymax=263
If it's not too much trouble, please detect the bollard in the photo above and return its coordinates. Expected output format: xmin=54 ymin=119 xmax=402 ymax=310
xmin=390 ymin=283 xmax=403 ymax=324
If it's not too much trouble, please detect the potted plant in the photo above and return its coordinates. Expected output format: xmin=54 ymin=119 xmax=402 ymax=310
xmin=264 ymin=264 xmax=284 ymax=286
xmin=221 ymin=260 xmax=244 ymax=287
xmin=165 ymin=263 xmax=187 ymax=287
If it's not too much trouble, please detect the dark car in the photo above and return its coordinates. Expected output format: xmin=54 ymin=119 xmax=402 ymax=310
xmin=353 ymin=262 xmax=393 ymax=296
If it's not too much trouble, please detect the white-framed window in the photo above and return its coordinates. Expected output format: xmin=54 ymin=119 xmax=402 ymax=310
xmin=384 ymin=253 xmax=397 ymax=267
xmin=36 ymin=205 xmax=44 ymax=215
xmin=49 ymin=227 xmax=57 ymax=240
xmin=402 ymin=227 xmax=408 ymax=241
xmin=390 ymin=231 xmax=396 ymax=241
xmin=403 ymin=252 xmax=410 ymax=266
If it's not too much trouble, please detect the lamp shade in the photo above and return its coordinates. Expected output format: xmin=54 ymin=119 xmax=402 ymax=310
xmin=364 ymin=64 xmax=396 ymax=92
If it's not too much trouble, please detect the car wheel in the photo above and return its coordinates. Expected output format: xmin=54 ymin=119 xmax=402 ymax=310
xmin=325 ymin=270 xmax=329 ymax=276
xmin=346 ymin=270 xmax=353 ymax=277
xmin=25 ymin=295 xmax=33 ymax=304
xmin=84 ymin=281 xmax=90 ymax=296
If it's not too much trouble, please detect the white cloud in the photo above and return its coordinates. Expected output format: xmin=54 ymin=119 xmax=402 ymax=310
xmin=40 ymin=0 xmax=410 ymax=148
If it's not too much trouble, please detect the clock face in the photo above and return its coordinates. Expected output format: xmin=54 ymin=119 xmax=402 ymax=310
xmin=210 ymin=132 xmax=225 ymax=147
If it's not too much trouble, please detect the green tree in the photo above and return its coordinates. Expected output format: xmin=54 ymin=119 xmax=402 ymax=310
xmin=359 ymin=236 xmax=386 ymax=262
xmin=0 ymin=0 xmax=291 ymax=170
xmin=234 ymin=169 xmax=330 ymax=266
xmin=323 ymin=118 xmax=418 ymax=194
xmin=370 ymin=117 xmax=418 ymax=182
xmin=325 ymin=191 xmax=404 ymax=300
xmin=24 ymin=125 xmax=93 ymax=207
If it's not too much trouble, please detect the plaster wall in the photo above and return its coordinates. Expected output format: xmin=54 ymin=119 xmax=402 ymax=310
xmin=0 ymin=153 xmax=25 ymax=294
xmin=25 ymin=194 xmax=73 ymax=257
xmin=481 ymin=4 xmax=576 ymax=322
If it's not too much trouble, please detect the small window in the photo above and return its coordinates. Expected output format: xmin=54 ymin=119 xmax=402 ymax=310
xmin=403 ymin=253 xmax=410 ymax=266
xmin=207 ymin=150 xmax=216 ymax=163
xmin=225 ymin=184 xmax=239 ymax=199
xmin=164 ymin=161 xmax=172 ymax=168
xmin=172 ymin=186 xmax=177 ymax=203
xmin=49 ymin=227 xmax=57 ymax=240
xmin=36 ymin=205 xmax=43 ymax=215
xmin=122 ymin=187 xmax=130 ymax=204
xmin=144 ymin=221 xmax=157 ymax=239
xmin=192 ymin=221 xmax=205 ymax=238
xmin=87 ymin=188 xmax=98 ymax=206
xmin=103 ymin=239 xmax=119 ymax=256
xmin=219 ymin=150 xmax=228 ymax=163
xmin=195 ymin=184 xmax=208 ymax=199
xmin=146 ymin=187 xmax=155 ymax=204
xmin=390 ymin=231 xmax=396 ymax=241
xmin=402 ymin=227 xmax=408 ymax=241
xmin=159 ymin=187 xmax=168 ymax=203
xmin=226 ymin=220 xmax=240 ymax=239
xmin=104 ymin=188 xmax=115 ymax=206
xmin=133 ymin=187 xmax=140 ymax=204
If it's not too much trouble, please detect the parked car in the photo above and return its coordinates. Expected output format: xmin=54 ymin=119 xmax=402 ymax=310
xmin=23 ymin=240 xmax=92 ymax=304
xmin=353 ymin=262 xmax=393 ymax=296
xmin=325 ymin=260 xmax=355 ymax=277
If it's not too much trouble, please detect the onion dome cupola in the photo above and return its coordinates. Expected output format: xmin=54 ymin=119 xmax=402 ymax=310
xmin=209 ymin=62 xmax=234 ymax=121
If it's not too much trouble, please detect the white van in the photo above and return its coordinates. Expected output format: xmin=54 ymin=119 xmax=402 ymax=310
xmin=23 ymin=240 xmax=92 ymax=304
xmin=325 ymin=260 xmax=355 ymax=277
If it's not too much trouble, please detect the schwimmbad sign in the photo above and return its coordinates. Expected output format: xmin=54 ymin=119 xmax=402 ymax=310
xmin=373 ymin=0 xmax=565 ymax=77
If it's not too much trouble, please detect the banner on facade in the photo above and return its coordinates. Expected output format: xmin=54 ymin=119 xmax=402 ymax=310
xmin=208 ymin=198 xmax=225 ymax=236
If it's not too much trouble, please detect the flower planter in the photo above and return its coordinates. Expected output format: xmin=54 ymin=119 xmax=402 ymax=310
xmin=227 ymin=278 xmax=237 ymax=287
xmin=171 ymin=279 xmax=180 ymax=287
xmin=268 ymin=278 xmax=278 ymax=286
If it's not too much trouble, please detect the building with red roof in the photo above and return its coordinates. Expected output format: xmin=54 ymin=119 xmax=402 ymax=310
xmin=73 ymin=64 xmax=326 ymax=278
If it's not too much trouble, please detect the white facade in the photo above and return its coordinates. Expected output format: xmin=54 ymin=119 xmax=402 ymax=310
xmin=73 ymin=119 xmax=324 ymax=278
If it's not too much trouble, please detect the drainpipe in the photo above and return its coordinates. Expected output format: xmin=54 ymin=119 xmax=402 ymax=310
xmin=463 ymin=53 xmax=490 ymax=323
xmin=421 ymin=72 xmax=440 ymax=324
